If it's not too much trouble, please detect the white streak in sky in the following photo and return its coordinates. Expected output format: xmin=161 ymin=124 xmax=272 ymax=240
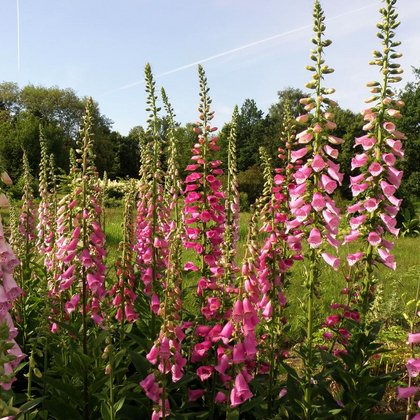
xmin=17 ymin=0 xmax=20 ymax=72
xmin=101 ymin=2 xmax=377 ymax=96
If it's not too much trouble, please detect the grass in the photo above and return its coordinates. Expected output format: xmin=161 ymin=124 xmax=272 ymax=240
xmin=103 ymin=205 xmax=420 ymax=337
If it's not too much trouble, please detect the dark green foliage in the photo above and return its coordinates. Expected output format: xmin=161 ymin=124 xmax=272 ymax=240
xmin=333 ymin=108 xmax=364 ymax=198
xmin=397 ymin=67 xmax=420 ymax=203
xmin=237 ymin=165 xmax=264 ymax=206
xmin=0 ymin=83 xmax=115 ymax=181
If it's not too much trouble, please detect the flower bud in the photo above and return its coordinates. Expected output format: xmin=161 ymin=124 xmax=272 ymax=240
xmin=1 ymin=172 xmax=12 ymax=185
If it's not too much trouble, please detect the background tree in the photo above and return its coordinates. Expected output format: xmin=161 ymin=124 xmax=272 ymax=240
xmin=333 ymin=107 xmax=364 ymax=198
xmin=0 ymin=83 xmax=114 ymax=184
xmin=398 ymin=67 xmax=420 ymax=201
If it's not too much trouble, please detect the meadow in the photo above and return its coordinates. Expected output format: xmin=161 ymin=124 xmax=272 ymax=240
xmin=105 ymin=205 xmax=420 ymax=330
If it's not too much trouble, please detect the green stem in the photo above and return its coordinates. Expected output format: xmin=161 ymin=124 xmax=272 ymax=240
xmin=81 ymin=134 xmax=89 ymax=420
xmin=304 ymin=258 xmax=315 ymax=420
xmin=406 ymin=280 xmax=420 ymax=419
xmin=109 ymin=351 xmax=115 ymax=420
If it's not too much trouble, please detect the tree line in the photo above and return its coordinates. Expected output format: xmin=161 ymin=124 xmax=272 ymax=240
xmin=0 ymin=68 xmax=419 ymax=210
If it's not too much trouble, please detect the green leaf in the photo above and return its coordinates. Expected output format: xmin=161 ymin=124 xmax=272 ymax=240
xmin=114 ymin=397 xmax=125 ymax=413
xmin=128 ymin=351 xmax=150 ymax=376
xmin=100 ymin=401 xmax=112 ymax=420
xmin=19 ymin=397 xmax=45 ymax=413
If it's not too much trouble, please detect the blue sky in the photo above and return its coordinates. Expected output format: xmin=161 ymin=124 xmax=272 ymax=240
xmin=1 ymin=0 xmax=419 ymax=135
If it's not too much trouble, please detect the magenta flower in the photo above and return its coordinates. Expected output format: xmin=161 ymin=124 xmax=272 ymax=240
xmin=407 ymin=359 xmax=420 ymax=378
xmin=196 ymin=366 xmax=213 ymax=381
xmin=0 ymin=216 xmax=23 ymax=390
xmin=230 ymin=373 xmax=253 ymax=407
xmin=188 ymin=389 xmax=205 ymax=402
xmin=408 ymin=333 xmax=420 ymax=344
xmin=397 ymin=386 xmax=419 ymax=400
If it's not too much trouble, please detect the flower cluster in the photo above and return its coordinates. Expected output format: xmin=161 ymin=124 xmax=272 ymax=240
xmin=183 ymin=65 xmax=226 ymax=320
xmin=291 ymin=2 xmax=343 ymax=272
xmin=343 ymin=0 xmax=405 ymax=316
xmin=36 ymin=128 xmax=54 ymax=260
xmin=19 ymin=152 xmax=36 ymax=263
xmin=110 ymin=184 xmax=137 ymax=323
xmin=397 ymin=331 xmax=420 ymax=415
xmin=0 ymin=210 xmax=24 ymax=390
xmin=53 ymin=99 xmax=107 ymax=327
xmin=135 ymin=64 xmax=170 ymax=315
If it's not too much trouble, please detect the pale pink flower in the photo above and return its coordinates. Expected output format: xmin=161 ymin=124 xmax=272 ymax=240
xmin=321 ymin=252 xmax=340 ymax=271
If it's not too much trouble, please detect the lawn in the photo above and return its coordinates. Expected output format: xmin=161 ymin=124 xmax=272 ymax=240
xmin=104 ymin=205 xmax=420 ymax=338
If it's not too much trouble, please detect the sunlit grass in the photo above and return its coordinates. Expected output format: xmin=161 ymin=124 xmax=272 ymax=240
xmin=103 ymin=205 xmax=420 ymax=340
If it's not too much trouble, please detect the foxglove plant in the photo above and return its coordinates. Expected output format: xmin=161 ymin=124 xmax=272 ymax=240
xmin=45 ymin=153 xmax=58 ymax=275
xmin=397 ymin=283 xmax=420 ymax=419
xmin=221 ymin=209 xmax=260 ymax=410
xmin=37 ymin=127 xmax=52 ymax=257
xmin=142 ymin=88 xmax=186 ymax=417
xmin=54 ymin=99 xmax=107 ymax=331
xmin=183 ymin=65 xmax=226 ymax=317
xmin=54 ymin=98 xmax=108 ymax=417
xmin=203 ymin=109 xmax=256 ymax=412
xmin=256 ymin=108 xmax=303 ymax=413
xmin=182 ymin=65 xmax=229 ymax=413
xmin=49 ymin=150 xmax=78 ymax=330
xmin=221 ymin=106 xmax=240 ymax=286
xmin=19 ymin=151 xmax=36 ymax=267
xmin=290 ymin=1 xmax=344 ymax=414
xmin=111 ymin=183 xmax=137 ymax=325
xmin=161 ymin=87 xmax=183 ymax=225
xmin=135 ymin=64 xmax=170 ymax=328
xmin=0 ymin=173 xmax=24 ymax=393
xmin=343 ymin=0 xmax=405 ymax=319
xmin=16 ymin=151 xmax=36 ymax=351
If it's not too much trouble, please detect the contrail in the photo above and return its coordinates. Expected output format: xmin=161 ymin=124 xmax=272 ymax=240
xmin=17 ymin=0 xmax=20 ymax=72
xmin=101 ymin=2 xmax=377 ymax=96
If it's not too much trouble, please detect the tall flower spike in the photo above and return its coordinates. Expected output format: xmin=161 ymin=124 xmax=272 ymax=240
xmin=37 ymin=126 xmax=50 ymax=256
xmin=140 ymin=83 xmax=186 ymax=418
xmin=53 ymin=98 xmax=107 ymax=330
xmin=161 ymin=87 xmax=183 ymax=222
xmin=19 ymin=151 xmax=36 ymax=265
xmin=183 ymin=65 xmax=226 ymax=316
xmin=291 ymin=1 xmax=343 ymax=415
xmin=221 ymin=106 xmax=240 ymax=293
xmin=111 ymin=182 xmax=137 ymax=325
xmin=135 ymin=64 xmax=170 ymax=324
xmin=182 ymin=65 xmax=228 ymax=403
xmin=16 ymin=151 xmax=37 ymax=350
xmin=218 ymin=207 xmax=261 ymax=409
xmin=100 ymin=171 xmax=108 ymax=232
xmin=257 ymin=145 xmax=302 ymax=413
xmin=0 ymin=171 xmax=23 ymax=392
xmin=344 ymin=0 xmax=405 ymax=315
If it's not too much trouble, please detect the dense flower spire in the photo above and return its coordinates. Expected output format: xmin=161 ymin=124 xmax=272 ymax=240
xmin=0 ymin=172 xmax=23 ymax=392
xmin=19 ymin=151 xmax=36 ymax=264
xmin=183 ymin=65 xmax=226 ymax=319
xmin=141 ymin=88 xmax=186 ymax=420
xmin=111 ymin=183 xmax=137 ymax=324
xmin=344 ymin=0 xmax=405 ymax=314
xmin=53 ymin=98 xmax=107 ymax=327
xmin=290 ymin=1 xmax=344 ymax=415
xmin=135 ymin=64 xmax=170 ymax=319
xmin=220 ymin=107 xmax=240 ymax=311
